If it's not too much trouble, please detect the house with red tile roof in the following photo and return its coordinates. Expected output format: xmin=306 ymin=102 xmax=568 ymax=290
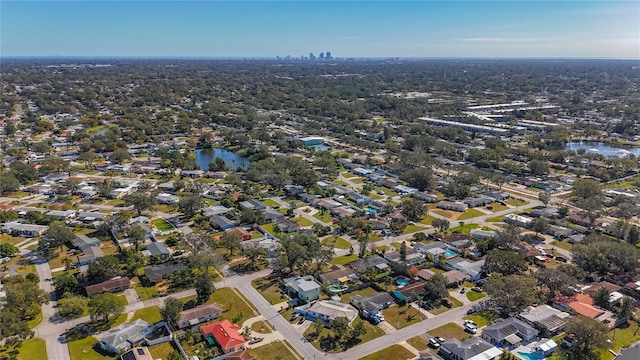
xmin=201 ymin=319 xmax=245 ymax=354
xmin=553 ymin=294 xmax=620 ymax=328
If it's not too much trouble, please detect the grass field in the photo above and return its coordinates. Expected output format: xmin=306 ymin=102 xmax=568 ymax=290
xmin=458 ymin=208 xmax=485 ymax=220
xmin=402 ymin=224 xmax=427 ymax=235
xmin=17 ymin=338 xmax=47 ymax=360
xmin=466 ymin=291 xmax=486 ymax=301
xmin=5 ymin=191 xmax=30 ymax=198
xmin=429 ymin=322 xmax=471 ymax=341
xmin=359 ymin=344 xmax=415 ymax=360
xmin=262 ymin=198 xmax=280 ymax=207
xmin=420 ymin=215 xmax=436 ymax=225
xmin=485 ymin=215 xmax=506 ymax=223
xmin=506 ymin=198 xmax=529 ymax=206
xmin=249 ymin=341 xmax=299 ymax=360
xmin=322 ymin=236 xmax=351 ymax=249
xmin=296 ymin=217 xmax=314 ymax=227
xmin=251 ymin=320 xmax=273 ymax=334
xmin=330 ymin=254 xmax=358 ymax=265
xmin=134 ymin=281 xmax=159 ymax=301
xmin=68 ymin=335 xmax=110 ymax=360
xmin=261 ymin=223 xmax=275 ymax=234
xmin=429 ymin=296 xmax=463 ymax=315
xmin=487 ymin=203 xmax=509 ymax=212
xmin=252 ymin=276 xmax=289 ymax=305
xmin=464 ymin=310 xmax=500 ymax=327
xmin=313 ymin=211 xmax=334 ymax=223
xmin=446 ymin=223 xmax=478 ymax=235
xmin=551 ymin=240 xmax=573 ymax=251
xmin=381 ymin=304 xmax=427 ymax=329
xmin=0 ymin=233 xmax=26 ymax=246
xmin=182 ymin=287 xmax=256 ymax=323
xmin=129 ymin=305 xmax=162 ymax=324
xmin=148 ymin=342 xmax=176 ymax=360
xmin=307 ymin=318 xmax=384 ymax=352
xmin=406 ymin=335 xmax=429 ymax=351
xmin=151 ymin=218 xmax=174 ymax=231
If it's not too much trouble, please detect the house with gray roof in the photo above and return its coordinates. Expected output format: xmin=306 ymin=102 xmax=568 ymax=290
xmin=437 ymin=201 xmax=468 ymax=212
xmin=350 ymin=292 xmax=394 ymax=320
xmin=210 ymin=215 xmax=236 ymax=230
xmin=144 ymin=264 xmax=188 ymax=283
xmin=283 ymin=275 xmax=321 ymax=302
xmin=349 ymin=256 xmax=389 ymax=273
xmin=201 ymin=205 xmax=232 ymax=217
xmin=439 ymin=337 xmax=501 ymax=360
xmin=294 ymin=300 xmax=358 ymax=327
xmin=75 ymin=246 xmax=103 ymax=267
xmin=1 ymin=222 xmax=49 ymax=238
xmin=412 ymin=191 xmax=439 ymax=203
xmin=98 ymin=320 xmax=152 ymax=353
xmin=519 ymin=305 xmax=571 ymax=334
xmin=144 ymin=242 xmax=170 ymax=258
xmin=464 ymin=197 xmax=494 ymax=208
xmin=73 ymin=234 xmax=101 ymax=250
xmin=239 ymin=199 xmax=266 ymax=210
xmin=481 ymin=317 xmax=539 ymax=349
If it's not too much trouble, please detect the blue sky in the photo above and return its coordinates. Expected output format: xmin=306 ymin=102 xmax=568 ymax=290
xmin=2 ymin=1 xmax=639 ymax=58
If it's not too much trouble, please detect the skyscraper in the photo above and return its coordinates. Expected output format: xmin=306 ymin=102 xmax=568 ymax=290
xmin=309 ymin=53 xmax=316 ymax=60
xmin=326 ymin=52 xmax=332 ymax=60
xmin=319 ymin=52 xmax=324 ymax=59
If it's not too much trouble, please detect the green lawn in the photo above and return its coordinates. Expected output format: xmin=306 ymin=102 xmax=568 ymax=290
xmin=402 ymin=224 xmax=427 ymax=235
xmin=340 ymin=287 xmax=379 ymax=304
xmin=134 ymin=282 xmax=159 ymax=301
xmin=322 ymin=236 xmax=351 ymax=249
xmin=129 ymin=305 xmax=162 ymax=324
xmin=107 ymin=199 xmax=125 ymax=206
xmin=407 ymin=335 xmax=429 ymax=351
xmin=464 ymin=310 xmax=500 ymax=327
xmin=68 ymin=335 xmax=110 ymax=360
xmin=148 ymin=342 xmax=176 ymax=360
xmin=252 ymin=276 xmax=289 ymax=305
xmin=261 ymin=223 xmax=275 ymax=234
xmin=249 ymin=341 xmax=299 ymax=360
xmin=429 ymin=322 xmax=471 ymax=341
xmin=351 ymin=177 xmax=364 ymax=184
xmin=485 ymin=215 xmax=506 ymax=223
xmin=487 ymin=203 xmax=509 ymax=212
xmin=250 ymin=320 xmax=273 ymax=334
xmin=0 ymin=233 xmax=27 ymax=246
xmin=429 ymin=296 xmax=462 ymax=315
xmin=506 ymin=198 xmax=529 ymax=206
xmin=374 ymin=186 xmax=399 ymax=197
xmin=307 ymin=318 xmax=384 ymax=353
xmin=181 ymin=287 xmax=256 ymax=323
xmin=17 ymin=338 xmax=47 ymax=360
xmin=420 ymin=215 xmax=436 ymax=225
xmin=551 ymin=240 xmax=573 ymax=251
xmin=458 ymin=208 xmax=485 ymax=220
xmin=5 ymin=191 xmax=30 ymax=198
xmin=609 ymin=320 xmax=640 ymax=353
xmin=151 ymin=218 xmax=174 ymax=231
xmin=296 ymin=217 xmax=314 ymax=227
xmin=446 ymin=223 xmax=478 ymax=235
xmin=381 ymin=304 xmax=427 ymax=329
xmin=313 ymin=211 xmax=334 ymax=223
xmin=331 ymin=254 xmax=358 ymax=265
xmin=359 ymin=344 xmax=415 ymax=360
xmin=262 ymin=199 xmax=280 ymax=207
xmin=466 ymin=291 xmax=486 ymax=301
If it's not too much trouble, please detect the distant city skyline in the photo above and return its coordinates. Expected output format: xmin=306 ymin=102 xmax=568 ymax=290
xmin=2 ymin=1 xmax=639 ymax=59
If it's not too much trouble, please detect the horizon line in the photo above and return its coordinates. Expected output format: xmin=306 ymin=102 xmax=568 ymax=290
xmin=2 ymin=56 xmax=639 ymax=61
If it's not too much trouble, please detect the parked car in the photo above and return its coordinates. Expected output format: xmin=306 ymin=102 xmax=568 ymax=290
xmin=442 ymin=299 xmax=453 ymax=308
xmin=556 ymin=256 xmax=568 ymax=262
xmin=290 ymin=313 xmax=299 ymax=322
xmin=248 ymin=337 xmax=264 ymax=345
xmin=471 ymin=287 xmax=483 ymax=293
xmin=297 ymin=317 xmax=305 ymax=325
xmin=429 ymin=339 xmax=441 ymax=348
xmin=464 ymin=323 xmax=478 ymax=334
xmin=460 ymin=287 xmax=467 ymax=294
xmin=464 ymin=319 xmax=477 ymax=327
xmin=435 ymin=336 xmax=445 ymax=343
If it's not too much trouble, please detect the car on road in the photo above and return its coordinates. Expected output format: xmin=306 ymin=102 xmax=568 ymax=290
xmin=429 ymin=338 xmax=441 ymax=348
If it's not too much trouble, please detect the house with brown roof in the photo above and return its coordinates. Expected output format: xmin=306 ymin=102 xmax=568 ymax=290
xmin=553 ymin=294 xmax=620 ymax=328
xmin=226 ymin=227 xmax=252 ymax=241
xmin=201 ymin=319 xmax=245 ymax=354
xmin=177 ymin=303 xmax=222 ymax=329
xmin=319 ymin=266 xmax=357 ymax=285
xmin=85 ymin=277 xmax=130 ymax=297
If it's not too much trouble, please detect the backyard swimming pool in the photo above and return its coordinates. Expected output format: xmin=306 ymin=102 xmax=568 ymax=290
xmin=365 ymin=207 xmax=378 ymax=213
xmin=396 ymin=278 xmax=410 ymax=286
xmin=444 ymin=250 xmax=457 ymax=257
xmin=517 ymin=352 xmax=544 ymax=360
xmin=328 ymin=285 xmax=349 ymax=292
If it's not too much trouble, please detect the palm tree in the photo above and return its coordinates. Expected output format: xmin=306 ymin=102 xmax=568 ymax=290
xmin=61 ymin=257 xmax=72 ymax=271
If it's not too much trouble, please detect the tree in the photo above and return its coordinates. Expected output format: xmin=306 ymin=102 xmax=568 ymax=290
xmin=179 ymin=194 xmax=205 ymax=218
xmin=592 ymin=288 xmax=611 ymax=309
xmin=424 ymin=273 xmax=448 ymax=302
xmin=0 ymin=173 xmax=19 ymax=195
xmin=89 ymin=293 xmax=125 ymax=323
xmin=617 ymin=297 xmax=635 ymax=321
xmin=78 ymin=151 xmax=98 ymax=169
xmin=538 ymin=191 xmax=551 ymax=207
xmin=242 ymin=242 xmax=267 ymax=268
xmin=124 ymin=191 xmax=157 ymax=216
xmin=432 ymin=218 xmax=450 ymax=234
xmin=239 ymin=208 xmax=265 ymax=225
xmin=208 ymin=157 xmax=228 ymax=171
xmin=350 ymin=320 xmax=367 ymax=341
xmin=485 ymin=274 xmax=538 ymax=314
xmin=558 ymin=206 xmax=570 ymax=218
xmin=330 ymin=317 xmax=350 ymax=342
xmin=564 ymin=316 xmax=608 ymax=356
xmin=160 ymin=297 xmax=183 ymax=329
xmin=109 ymin=148 xmax=130 ymax=164
xmin=494 ymin=223 xmax=521 ymax=250
xmin=40 ymin=221 xmax=76 ymax=253
xmin=530 ymin=218 xmax=550 ymax=236
xmin=57 ymin=294 xmax=89 ymax=319
xmin=485 ymin=250 xmax=528 ymax=275
xmin=10 ymin=161 xmax=38 ymax=184
xmin=529 ymin=159 xmax=549 ymax=176
xmin=399 ymin=241 xmax=407 ymax=262
xmin=2 ymin=277 xmax=49 ymax=322
xmin=400 ymin=199 xmax=427 ymax=222
xmin=0 ymin=243 xmax=18 ymax=257
xmin=195 ymin=273 xmax=216 ymax=304
xmin=87 ymin=255 xmax=120 ymax=281
xmin=127 ymin=224 xmax=146 ymax=251
xmin=219 ymin=232 xmax=241 ymax=256
xmin=53 ymin=272 xmax=79 ymax=295
xmin=400 ymin=167 xmax=434 ymax=191
xmin=571 ymin=178 xmax=601 ymax=200
xmin=535 ymin=268 xmax=578 ymax=300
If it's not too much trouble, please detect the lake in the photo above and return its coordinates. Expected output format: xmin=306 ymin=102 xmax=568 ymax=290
xmin=195 ymin=148 xmax=250 ymax=171
xmin=565 ymin=142 xmax=640 ymax=158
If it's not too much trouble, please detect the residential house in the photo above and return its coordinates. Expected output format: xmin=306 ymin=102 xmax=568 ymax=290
xmin=283 ymin=275 xmax=322 ymax=302
xmin=350 ymin=292 xmax=394 ymax=321
xmin=75 ymin=246 xmax=103 ymax=267
xmin=177 ymin=303 xmax=222 ymax=329
xmin=318 ymin=266 xmax=358 ymax=285
xmin=210 ymin=215 xmax=236 ymax=231
xmin=201 ymin=319 xmax=245 ymax=354
xmin=0 ymin=222 xmax=48 ymax=238
xmin=144 ymin=242 xmax=170 ymax=259
xmin=201 ymin=206 xmax=232 ymax=217
xmin=519 ymin=305 xmax=571 ymax=334
xmin=85 ymin=277 xmax=131 ymax=297
xmin=554 ymin=294 xmax=620 ymax=328
xmin=99 ymin=319 xmax=151 ymax=353
xmin=156 ymin=182 xmax=176 ymax=193
xmin=275 ymin=218 xmax=299 ymax=233
xmin=469 ymin=229 xmax=496 ymax=240
xmin=439 ymin=337 xmax=502 ymax=360
xmin=417 ymin=269 xmax=436 ymax=281
xmin=144 ymin=265 xmax=188 ymax=284
xmin=504 ymin=214 xmax=533 ymax=227
xmin=46 ymin=209 xmax=77 ymax=220
xmin=226 ymin=227 xmax=252 ymax=241
xmin=447 ymin=258 xmax=485 ymax=282
xmin=313 ymin=198 xmax=342 ymax=210
xmin=75 ymin=211 xmax=109 ymax=226
xmin=481 ymin=317 xmax=539 ymax=349
xmin=239 ymin=199 xmax=266 ymax=211
xmin=412 ymin=192 xmax=439 ymax=203
xmin=566 ymin=214 xmax=601 ymax=228
xmin=73 ymin=234 xmax=101 ymax=250
xmin=484 ymin=191 xmax=510 ymax=201
xmin=156 ymin=193 xmax=179 ymax=205
xmin=369 ymin=219 xmax=387 ymax=230
xmin=464 ymin=197 xmax=494 ymax=208
xmin=442 ymin=270 xmax=467 ymax=287
xmin=120 ymin=347 xmax=153 ymax=360
xmin=393 ymin=280 xmax=427 ymax=302
xmin=262 ymin=208 xmax=284 ymax=222
xmin=394 ymin=184 xmax=418 ymax=195
xmin=331 ymin=206 xmax=356 ymax=218
xmin=350 ymin=256 xmax=390 ymax=274
xmin=181 ymin=170 xmax=204 ymax=178
xmin=437 ymin=201 xmax=468 ymax=212
xmin=294 ymin=300 xmax=359 ymax=326
xmin=385 ymin=248 xmax=425 ymax=267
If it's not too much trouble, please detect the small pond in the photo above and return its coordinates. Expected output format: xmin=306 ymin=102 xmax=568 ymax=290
xmin=195 ymin=148 xmax=250 ymax=171
xmin=565 ymin=142 xmax=640 ymax=158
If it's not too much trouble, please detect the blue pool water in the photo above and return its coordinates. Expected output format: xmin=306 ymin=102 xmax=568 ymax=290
xmin=365 ymin=207 xmax=377 ymax=213
xmin=517 ymin=352 xmax=544 ymax=360
xmin=444 ymin=250 xmax=457 ymax=257
xmin=396 ymin=279 xmax=409 ymax=286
